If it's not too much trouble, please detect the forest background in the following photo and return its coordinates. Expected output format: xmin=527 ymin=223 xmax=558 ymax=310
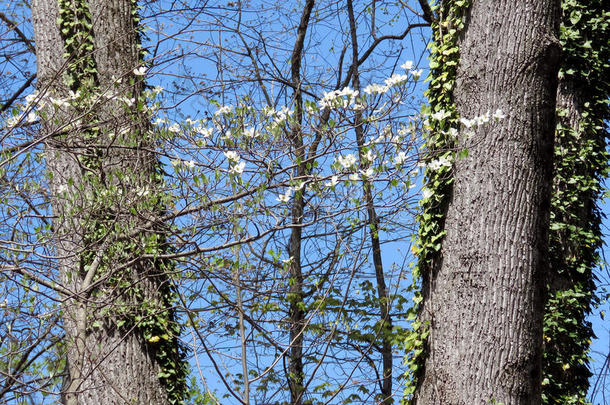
xmin=0 ymin=0 xmax=608 ymax=404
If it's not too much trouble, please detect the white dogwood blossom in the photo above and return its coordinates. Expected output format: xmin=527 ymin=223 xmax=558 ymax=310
xmin=336 ymin=154 xmax=357 ymax=169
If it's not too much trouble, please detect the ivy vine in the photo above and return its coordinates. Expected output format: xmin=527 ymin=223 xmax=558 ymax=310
xmin=57 ymin=0 xmax=189 ymax=403
xmin=542 ymin=0 xmax=609 ymax=403
xmin=403 ymin=0 xmax=471 ymax=401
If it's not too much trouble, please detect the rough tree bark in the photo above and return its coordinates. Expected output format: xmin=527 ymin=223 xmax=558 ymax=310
xmin=32 ymin=0 xmax=185 ymax=403
xmin=415 ymin=0 xmax=561 ymax=404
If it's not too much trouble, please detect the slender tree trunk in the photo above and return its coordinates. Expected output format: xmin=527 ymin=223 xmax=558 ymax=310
xmin=415 ymin=1 xmax=561 ymax=404
xmin=346 ymin=0 xmax=393 ymax=402
xmin=286 ymin=1 xmax=315 ymax=404
xmin=32 ymin=0 xmax=185 ymax=403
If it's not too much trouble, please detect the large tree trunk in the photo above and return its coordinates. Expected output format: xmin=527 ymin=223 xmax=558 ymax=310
xmin=32 ymin=0 xmax=185 ymax=403
xmin=414 ymin=1 xmax=561 ymax=404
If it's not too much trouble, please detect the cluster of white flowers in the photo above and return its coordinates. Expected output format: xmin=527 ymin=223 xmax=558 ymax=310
xmin=195 ymin=126 xmax=213 ymax=137
xmin=421 ymin=188 xmax=434 ymax=200
xmin=394 ymin=151 xmax=408 ymax=165
xmin=243 ymin=127 xmax=259 ymax=138
xmin=230 ymin=161 xmax=246 ymax=175
xmin=133 ymin=66 xmax=147 ymax=76
xmin=363 ymin=61 xmax=422 ymax=96
xmin=265 ymin=105 xmax=292 ymax=121
xmin=363 ymin=83 xmax=388 ymax=95
xmin=224 ymin=151 xmax=245 ymax=175
xmin=401 ymin=60 xmax=414 ymax=70
xmin=168 ymin=123 xmax=181 ymax=133
xmin=325 ymin=175 xmax=339 ymax=188
xmin=430 ymin=109 xmax=451 ymax=121
xmin=384 ymin=73 xmax=409 ymax=87
xmin=360 ymin=167 xmax=374 ymax=178
xmin=215 ymin=104 xmax=233 ymax=116
xmin=427 ymin=155 xmax=453 ymax=171
xmin=318 ymin=87 xmax=359 ymax=109
xmin=336 ymin=153 xmax=357 ymax=169
xmin=459 ymin=109 xmax=505 ymax=129
xmin=411 ymin=69 xmax=424 ymax=80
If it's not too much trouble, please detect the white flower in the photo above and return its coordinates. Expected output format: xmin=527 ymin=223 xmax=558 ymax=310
xmin=493 ymin=109 xmax=506 ymax=120
xmin=422 ymin=188 xmax=433 ymax=200
xmin=363 ymin=83 xmax=389 ymax=95
xmin=394 ymin=151 xmax=408 ymax=165
xmin=325 ymin=175 xmax=339 ymax=188
xmin=430 ymin=109 xmax=450 ymax=121
xmin=277 ymin=189 xmax=293 ymax=202
xmin=411 ymin=69 xmax=424 ymax=79
xmin=291 ymin=182 xmax=306 ymax=192
xmin=230 ymin=161 xmax=246 ymax=175
xmin=336 ymin=154 xmax=357 ymax=169
xmin=398 ymin=126 xmax=411 ymax=136
xmin=401 ymin=60 xmax=414 ymax=70
xmin=214 ymin=105 xmax=233 ymax=116
xmin=154 ymin=118 xmax=167 ymax=126
xmin=196 ymin=126 xmax=213 ymax=137
xmin=152 ymin=85 xmax=164 ymax=94
xmin=133 ymin=66 xmax=147 ymax=76
xmin=360 ymin=168 xmax=374 ymax=178
xmin=447 ymin=128 xmax=459 ymax=137
xmin=384 ymin=73 xmax=409 ymax=87
xmin=168 ymin=123 xmax=180 ymax=133
xmin=6 ymin=115 xmax=20 ymax=128
xmin=474 ymin=112 xmax=490 ymax=125
xmin=224 ymin=151 xmax=240 ymax=162
xmin=459 ymin=117 xmax=475 ymax=128
xmin=50 ymin=97 xmax=70 ymax=108
xmin=337 ymin=86 xmax=359 ymax=98
xmin=185 ymin=118 xmax=196 ymax=126
xmin=57 ymin=184 xmax=69 ymax=193
xmin=349 ymin=173 xmax=361 ymax=182
xmin=427 ymin=156 xmax=452 ymax=171
xmin=26 ymin=112 xmax=38 ymax=123
xmin=243 ymin=127 xmax=258 ymax=138
xmin=184 ymin=160 xmax=196 ymax=168
xmin=364 ymin=149 xmax=375 ymax=162
xmin=25 ymin=92 xmax=38 ymax=105
xmin=318 ymin=87 xmax=358 ymax=109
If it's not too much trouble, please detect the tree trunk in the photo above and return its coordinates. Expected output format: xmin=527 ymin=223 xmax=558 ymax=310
xmin=32 ymin=0 xmax=185 ymax=403
xmin=542 ymin=0 xmax=609 ymax=401
xmin=287 ymin=1 xmax=315 ymax=404
xmin=415 ymin=1 xmax=561 ymax=404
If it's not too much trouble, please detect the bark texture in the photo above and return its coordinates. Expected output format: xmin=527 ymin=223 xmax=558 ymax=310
xmin=415 ymin=1 xmax=561 ymax=404
xmin=32 ymin=0 xmax=181 ymax=403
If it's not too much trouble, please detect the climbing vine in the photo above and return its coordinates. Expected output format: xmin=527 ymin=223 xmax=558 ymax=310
xmin=56 ymin=0 xmax=189 ymax=403
xmin=542 ymin=0 xmax=609 ymax=403
xmin=403 ymin=1 xmax=471 ymax=401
